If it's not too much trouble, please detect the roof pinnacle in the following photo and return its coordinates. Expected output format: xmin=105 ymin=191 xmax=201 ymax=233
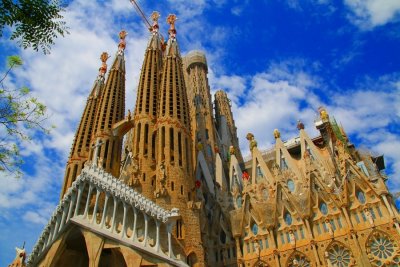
xmin=118 ymin=30 xmax=128 ymax=54
xmin=98 ymin=52 xmax=110 ymax=78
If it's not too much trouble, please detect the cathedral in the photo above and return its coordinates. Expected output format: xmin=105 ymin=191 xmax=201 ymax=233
xmin=11 ymin=11 xmax=400 ymax=267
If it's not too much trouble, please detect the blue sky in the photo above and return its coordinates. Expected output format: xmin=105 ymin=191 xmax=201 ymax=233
xmin=1 ymin=0 xmax=400 ymax=264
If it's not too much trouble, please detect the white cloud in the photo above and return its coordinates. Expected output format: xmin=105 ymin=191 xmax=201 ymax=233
xmin=344 ymin=0 xmax=400 ymax=28
xmin=23 ymin=211 xmax=48 ymax=225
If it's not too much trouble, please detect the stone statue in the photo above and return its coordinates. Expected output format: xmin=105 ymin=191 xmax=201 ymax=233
xmin=289 ymin=230 xmax=296 ymax=246
xmin=364 ymin=208 xmax=375 ymax=226
xmin=155 ymin=161 xmax=167 ymax=198
xmin=325 ymin=219 xmax=334 ymax=237
xmin=8 ymin=246 xmax=26 ymax=267
xmin=246 ymin=133 xmax=257 ymax=151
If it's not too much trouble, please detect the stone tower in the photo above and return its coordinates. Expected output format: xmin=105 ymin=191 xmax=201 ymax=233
xmin=60 ymin=53 xmax=108 ymax=197
xmin=183 ymin=51 xmax=217 ymax=176
xmin=129 ymin=12 xmax=163 ymax=199
xmin=89 ymin=31 xmax=127 ymax=177
xmin=154 ymin=15 xmax=204 ymax=265
xmin=214 ymin=90 xmax=244 ymax=165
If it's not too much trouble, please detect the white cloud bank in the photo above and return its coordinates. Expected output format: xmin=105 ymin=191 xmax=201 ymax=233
xmin=345 ymin=0 xmax=400 ymax=28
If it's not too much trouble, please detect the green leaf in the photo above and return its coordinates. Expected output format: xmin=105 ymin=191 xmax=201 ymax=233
xmin=20 ymin=86 xmax=30 ymax=95
xmin=7 ymin=55 xmax=23 ymax=68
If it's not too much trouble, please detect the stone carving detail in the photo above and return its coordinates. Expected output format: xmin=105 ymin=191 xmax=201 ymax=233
xmin=155 ymin=161 xmax=168 ymax=198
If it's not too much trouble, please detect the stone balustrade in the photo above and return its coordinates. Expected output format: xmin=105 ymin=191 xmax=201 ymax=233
xmin=27 ymin=164 xmax=187 ymax=267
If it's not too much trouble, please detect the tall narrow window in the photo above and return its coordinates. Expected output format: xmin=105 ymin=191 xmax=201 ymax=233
xmin=144 ymin=124 xmax=149 ymax=156
xmin=170 ymin=128 xmax=174 ymax=163
xmin=151 ymin=132 xmax=156 ymax=159
xmin=178 ymin=132 xmax=182 ymax=166
xmin=161 ymin=127 xmax=165 ymax=160
xmin=136 ymin=123 xmax=141 ymax=154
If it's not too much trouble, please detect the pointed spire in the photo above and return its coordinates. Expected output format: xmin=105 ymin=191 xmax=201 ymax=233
xmin=90 ymin=31 xmax=126 ymax=176
xmin=60 ymin=52 xmax=108 ymax=197
xmin=146 ymin=11 xmax=163 ymax=50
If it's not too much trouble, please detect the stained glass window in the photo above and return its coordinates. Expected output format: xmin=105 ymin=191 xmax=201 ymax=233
xmin=287 ymin=179 xmax=295 ymax=192
xmin=327 ymin=243 xmax=352 ymax=267
xmin=320 ymin=202 xmax=328 ymax=215
xmin=285 ymin=212 xmax=292 ymax=225
xmin=357 ymin=190 xmax=366 ymax=204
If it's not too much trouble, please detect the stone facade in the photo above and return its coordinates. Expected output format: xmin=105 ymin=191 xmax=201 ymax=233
xmin=20 ymin=11 xmax=400 ymax=267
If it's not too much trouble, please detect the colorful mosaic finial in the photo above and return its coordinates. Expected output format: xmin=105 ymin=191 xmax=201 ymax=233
xmin=118 ymin=30 xmax=128 ymax=53
xmin=167 ymin=14 xmax=178 ymax=39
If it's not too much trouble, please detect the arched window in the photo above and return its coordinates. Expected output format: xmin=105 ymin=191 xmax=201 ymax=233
xmin=284 ymin=212 xmax=292 ymax=226
xmin=320 ymin=202 xmax=328 ymax=215
xmin=357 ymin=190 xmax=366 ymax=204
xmin=251 ymin=222 xmax=259 ymax=235
xmin=287 ymin=179 xmax=295 ymax=192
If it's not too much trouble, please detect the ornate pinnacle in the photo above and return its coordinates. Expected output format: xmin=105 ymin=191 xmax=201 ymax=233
xmin=318 ymin=106 xmax=329 ymax=121
xmin=151 ymin=11 xmax=160 ymax=33
xmin=167 ymin=14 xmax=178 ymax=38
xmin=99 ymin=52 xmax=110 ymax=76
xmin=246 ymin=133 xmax=257 ymax=151
xmin=297 ymin=120 xmax=305 ymax=130
xmin=118 ymin=30 xmax=128 ymax=53
xmin=273 ymin=129 xmax=280 ymax=139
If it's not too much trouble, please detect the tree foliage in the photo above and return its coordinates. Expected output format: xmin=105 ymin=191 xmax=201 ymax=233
xmin=0 ymin=55 xmax=51 ymax=177
xmin=0 ymin=0 xmax=68 ymax=54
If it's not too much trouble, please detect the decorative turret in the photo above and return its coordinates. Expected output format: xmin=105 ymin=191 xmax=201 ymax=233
xmin=130 ymin=11 xmax=163 ymax=198
xmin=60 ymin=53 xmax=108 ymax=197
xmin=90 ymin=31 xmax=126 ymax=177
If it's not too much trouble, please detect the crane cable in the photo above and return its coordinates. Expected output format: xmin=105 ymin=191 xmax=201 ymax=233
xmin=129 ymin=0 xmax=152 ymax=30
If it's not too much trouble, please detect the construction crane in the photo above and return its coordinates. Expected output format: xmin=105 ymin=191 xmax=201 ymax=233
xmin=129 ymin=0 xmax=152 ymax=31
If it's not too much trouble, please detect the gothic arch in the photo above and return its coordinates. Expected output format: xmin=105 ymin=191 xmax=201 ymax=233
xmin=286 ymin=250 xmax=311 ymax=267
xmin=325 ymin=241 xmax=354 ymax=267
xmin=366 ymin=230 xmax=400 ymax=266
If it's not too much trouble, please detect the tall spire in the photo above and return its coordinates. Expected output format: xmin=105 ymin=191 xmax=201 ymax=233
xmin=155 ymin=16 xmax=205 ymax=265
xmin=60 ymin=53 xmax=108 ymax=197
xmin=128 ymin=11 xmax=163 ymax=199
xmin=183 ymin=51 xmax=217 ymax=178
xmin=214 ymin=90 xmax=244 ymax=165
xmin=90 ymin=31 xmax=126 ymax=177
